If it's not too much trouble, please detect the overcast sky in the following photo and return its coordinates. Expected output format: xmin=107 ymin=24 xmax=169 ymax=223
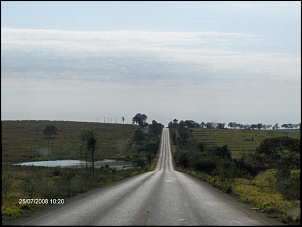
xmin=1 ymin=1 xmax=301 ymax=126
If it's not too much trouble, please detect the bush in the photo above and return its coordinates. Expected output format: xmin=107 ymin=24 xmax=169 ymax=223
xmin=193 ymin=158 xmax=216 ymax=173
xmin=256 ymin=136 xmax=300 ymax=170
xmin=275 ymin=169 xmax=300 ymax=201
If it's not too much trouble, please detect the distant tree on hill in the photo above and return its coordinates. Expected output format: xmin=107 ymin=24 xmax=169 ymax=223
xmin=178 ymin=120 xmax=186 ymax=129
xmin=217 ymin=123 xmax=226 ymax=129
xmin=185 ymin=120 xmax=201 ymax=128
xmin=43 ymin=125 xmax=58 ymax=153
xmin=206 ymin=122 xmax=215 ymax=129
xmin=149 ymin=120 xmax=164 ymax=135
xmin=228 ymin=122 xmax=236 ymax=128
xmin=132 ymin=113 xmax=148 ymax=127
xmin=168 ymin=119 xmax=178 ymax=128
xmin=250 ymin=124 xmax=257 ymax=130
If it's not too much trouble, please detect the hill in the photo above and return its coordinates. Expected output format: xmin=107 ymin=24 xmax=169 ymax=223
xmin=191 ymin=128 xmax=300 ymax=159
xmin=1 ymin=120 xmax=139 ymax=164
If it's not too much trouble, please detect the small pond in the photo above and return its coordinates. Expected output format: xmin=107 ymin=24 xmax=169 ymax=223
xmin=13 ymin=159 xmax=133 ymax=170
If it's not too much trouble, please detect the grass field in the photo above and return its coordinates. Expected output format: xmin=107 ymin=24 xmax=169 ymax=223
xmin=1 ymin=120 xmax=153 ymax=220
xmin=2 ymin=120 xmax=139 ymax=164
xmin=191 ymin=128 xmax=300 ymax=159
xmin=173 ymin=127 xmax=301 ymax=223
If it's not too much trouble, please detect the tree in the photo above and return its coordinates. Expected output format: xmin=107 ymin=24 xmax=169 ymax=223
xmin=87 ymin=132 xmax=96 ymax=174
xmin=256 ymin=137 xmax=300 ymax=201
xmin=149 ymin=120 xmax=164 ymax=135
xmin=132 ymin=113 xmax=148 ymax=127
xmin=256 ymin=136 xmax=300 ymax=170
xmin=144 ymin=142 xmax=159 ymax=164
xmin=217 ymin=123 xmax=226 ymax=129
xmin=206 ymin=122 xmax=214 ymax=129
xmin=178 ymin=120 xmax=186 ymax=129
xmin=228 ymin=122 xmax=236 ymax=128
xmin=214 ymin=145 xmax=232 ymax=160
xmin=272 ymin=123 xmax=278 ymax=130
xmin=171 ymin=131 xmax=177 ymax=144
xmin=79 ymin=128 xmax=97 ymax=174
xmin=179 ymin=129 xmax=190 ymax=146
xmin=185 ymin=120 xmax=198 ymax=128
xmin=175 ymin=149 xmax=190 ymax=168
xmin=250 ymin=124 xmax=257 ymax=130
xmin=133 ymin=128 xmax=144 ymax=144
xmin=43 ymin=125 xmax=58 ymax=153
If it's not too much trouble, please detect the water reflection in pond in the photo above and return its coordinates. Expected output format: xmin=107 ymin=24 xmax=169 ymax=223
xmin=13 ymin=159 xmax=133 ymax=170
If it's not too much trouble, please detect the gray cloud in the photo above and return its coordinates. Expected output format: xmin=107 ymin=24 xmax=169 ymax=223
xmin=2 ymin=28 xmax=300 ymax=85
xmin=1 ymin=28 xmax=301 ymax=124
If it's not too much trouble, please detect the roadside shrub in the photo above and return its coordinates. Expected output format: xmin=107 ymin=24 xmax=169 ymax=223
xmin=193 ymin=158 xmax=216 ymax=173
xmin=252 ymin=169 xmax=278 ymax=193
xmin=232 ymin=177 xmax=292 ymax=213
xmin=275 ymin=169 xmax=300 ymax=201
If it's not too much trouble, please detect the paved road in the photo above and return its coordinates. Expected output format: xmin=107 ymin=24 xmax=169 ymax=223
xmin=6 ymin=128 xmax=283 ymax=226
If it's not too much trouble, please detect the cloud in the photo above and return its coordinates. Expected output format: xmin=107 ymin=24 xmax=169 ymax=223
xmin=2 ymin=27 xmax=300 ymax=87
xmin=1 ymin=28 xmax=258 ymax=53
xmin=1 ymin=28 xmax=301 ymax=124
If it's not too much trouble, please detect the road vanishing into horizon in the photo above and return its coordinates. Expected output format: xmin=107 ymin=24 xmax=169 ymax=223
xmin=5 ymin=128 xmax=283 ymax=226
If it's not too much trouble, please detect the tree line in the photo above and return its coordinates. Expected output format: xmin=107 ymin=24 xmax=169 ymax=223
xmin=131 ymin=117 xmax=164 ymax=169
xmin=168 ymin=119 xmax=301 ymax=130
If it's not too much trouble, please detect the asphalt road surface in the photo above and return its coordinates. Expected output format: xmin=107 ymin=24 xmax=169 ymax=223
xmin=4 ymin=128 xmax=283 ymax=226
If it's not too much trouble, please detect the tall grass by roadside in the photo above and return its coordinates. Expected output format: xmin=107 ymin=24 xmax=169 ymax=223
xmin=1 ymin=164 xmax=145 ymax=220
xmin=181 ymin=168 xmax=300 ymax=223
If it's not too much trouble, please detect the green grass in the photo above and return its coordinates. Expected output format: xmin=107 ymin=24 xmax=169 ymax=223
xmin=232 ymin=170 xmax=300 ymax=223
xmin=191 ymin=128 xmax=300 ymax=159
xmin=172 ymin=127 xmax=301 ymax=224
xmin=1 ymin=164 xmax=145 ymax=220
xmin=2 ymin=120 xmax=139 ymax=163
xmin=1 ymin=120 xmax=151 ymax=220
